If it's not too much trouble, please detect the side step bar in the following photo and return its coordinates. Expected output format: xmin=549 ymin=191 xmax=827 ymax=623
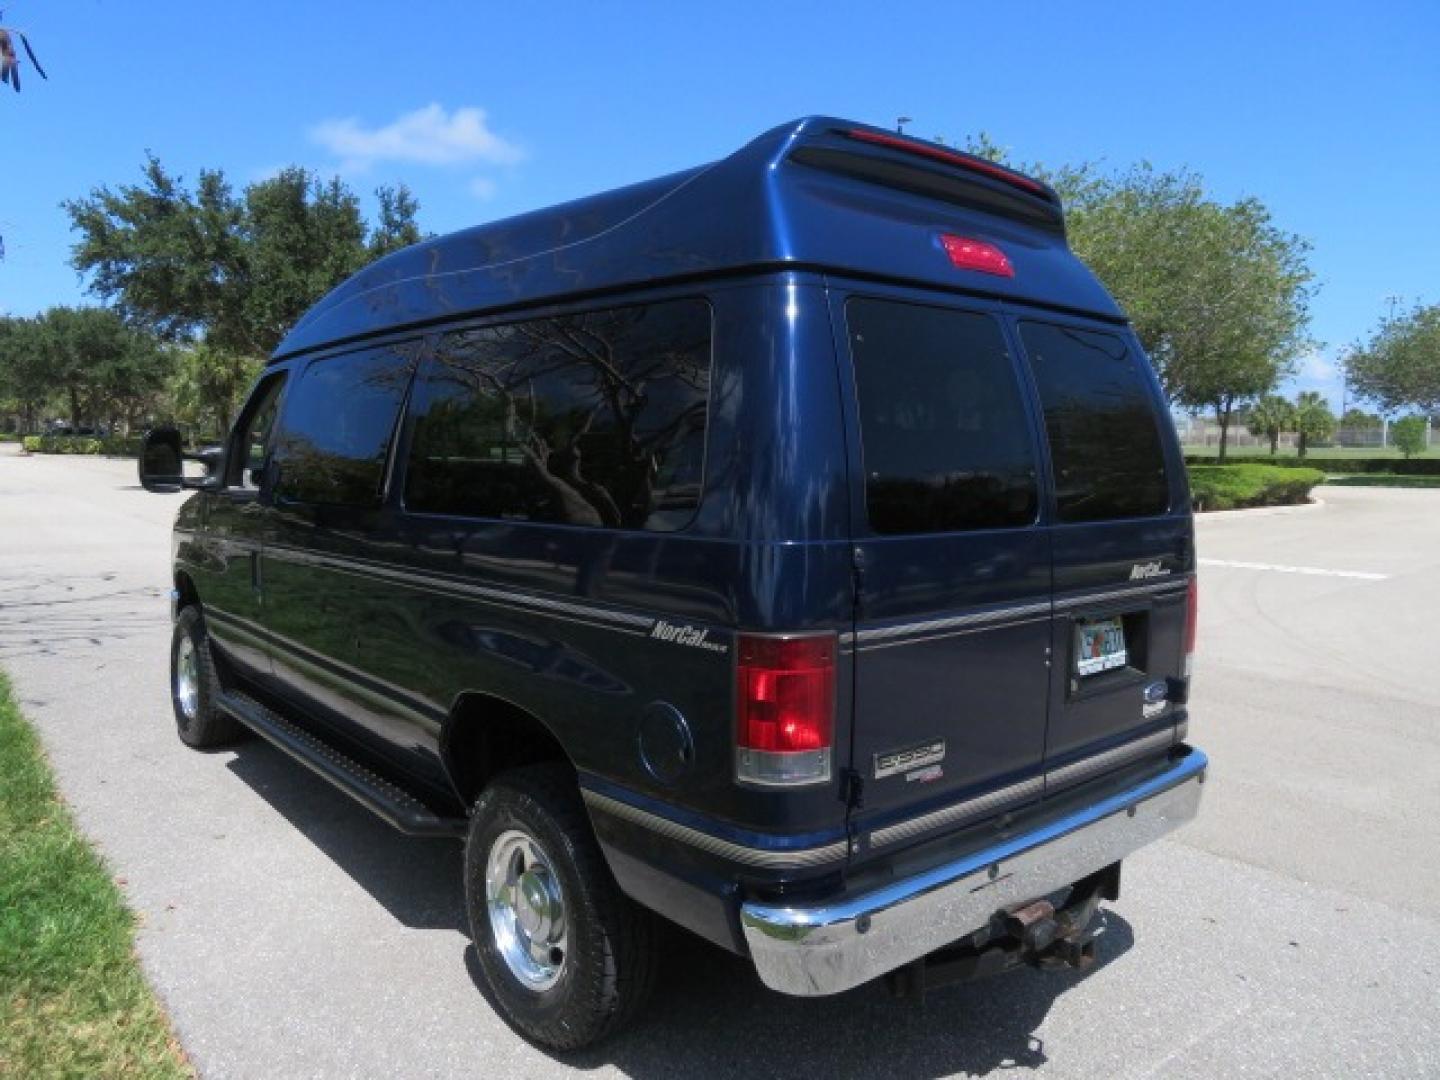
xmin=217 ymin=691 xmax=467 ymax=838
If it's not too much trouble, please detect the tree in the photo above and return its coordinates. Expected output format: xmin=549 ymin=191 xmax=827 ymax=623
xmin=1346 ymin=302 xmax=1440 ymax=414
xmin=1247 ymin=394 xmax=1296 ymax=455
xmin=168 ymin=343 xmax=263 ymax=440
xmin=945 ymin=137 xmax=1316 ymax=463
xmin=1058 ymin=169 xmax=1313 ymax=460
xmin=0 ymin=317 xmax=52 ymax=431
xmin=1390 ymin=415 xmax=1427 ymax=460
xmin=64 ymin=158 xmax=424 ymax=359
xmin=1292 ymin=391 xmax=1335 ymax=458
xmin=23 ymin=307 xmax=173 ymax=431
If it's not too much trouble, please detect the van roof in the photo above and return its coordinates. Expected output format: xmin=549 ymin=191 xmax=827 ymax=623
xmin=273 ymin=116 xmax=1123 ymax=360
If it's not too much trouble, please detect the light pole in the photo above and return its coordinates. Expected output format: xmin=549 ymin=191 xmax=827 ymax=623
xmin=896 ymin=116 xmax=912 ymax=134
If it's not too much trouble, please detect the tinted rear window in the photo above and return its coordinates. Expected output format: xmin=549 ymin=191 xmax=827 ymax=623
xmin=404 ymin=299 xmax=711 ymax=530
xmin=1019 ymin=322 xmax=1169 ymax=522
xmin=848 ymin=298 xmax=1038 ymax=534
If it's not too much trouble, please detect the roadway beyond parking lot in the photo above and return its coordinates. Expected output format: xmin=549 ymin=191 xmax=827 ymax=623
xmin=2 ymin=444 xmax=1438 ymax=1079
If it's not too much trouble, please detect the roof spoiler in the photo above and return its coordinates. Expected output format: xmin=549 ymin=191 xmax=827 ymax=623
xmin=786 ymin=124 xmax=1065 ymax=235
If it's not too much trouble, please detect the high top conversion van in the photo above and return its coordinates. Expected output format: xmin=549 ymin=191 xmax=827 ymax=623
xmin=140 ymin=117 xmax=1205 ymax=1050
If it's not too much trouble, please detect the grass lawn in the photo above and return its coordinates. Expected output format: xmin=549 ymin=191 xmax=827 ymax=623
xmin=1183 ymin=444 xmax=1439 ymax=459
xmin=1324 ymin=473 xmax=1440 ymax=488
xmin=0 ymin=673 xmax=191 ymax=1078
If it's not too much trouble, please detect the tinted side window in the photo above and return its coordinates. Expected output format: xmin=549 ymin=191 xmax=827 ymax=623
xmin=225 ymin=373 xmax=286 ymax=489
xmin=404 ymin=299 xmax=711 ymax=531
xmin=273 ymin=347 xmax=415 ymax=507
xmin=848 ymin=298 xmax=1038 ymax=534
xmin=1019 ymin=322 xmax=1169 ymax=522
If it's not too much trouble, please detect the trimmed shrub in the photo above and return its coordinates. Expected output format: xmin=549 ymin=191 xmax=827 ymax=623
xmin=1186 ymin=455 xmax=1440 ymax=476
xmin=1188 ymin=464 xmax=1324 ymax=511
xmin=21 ymin=435 xmax=144 ymax=456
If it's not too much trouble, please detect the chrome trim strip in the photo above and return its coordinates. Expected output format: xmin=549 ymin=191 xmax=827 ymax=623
xmin=1053 ymin=578 xmax=1189 ymax=611
xmin=1044 ymin=728 xmax=1176 ymax=791
xmin=581 ymin=790 xmax=849 ymax=870
xmin=262 ymin=544 xmax=655 ymax=634
xmin=869 ymin=775 xmax=1044 ymax=849
xmin=741 ymin=749 xmax=1207 ymax=996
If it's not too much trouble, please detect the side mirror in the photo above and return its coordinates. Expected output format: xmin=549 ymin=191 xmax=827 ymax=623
xmin=139 ymin=427 xmax=185 ymax=492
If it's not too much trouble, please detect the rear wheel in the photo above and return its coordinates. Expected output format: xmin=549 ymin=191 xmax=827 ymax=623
xmin=170 ymin=606 xmax=244 ymax=748
xmin=464 ymin=763 xmax=658 ymax=1050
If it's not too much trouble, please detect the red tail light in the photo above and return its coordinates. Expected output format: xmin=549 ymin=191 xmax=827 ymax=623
xmin=940 ymin=234 xmax=1014 ymax=278
xmin=736 ymin=633 xmax=835 ymax=786
xmin=1183 ymin=576 xmax=1198 ymax=677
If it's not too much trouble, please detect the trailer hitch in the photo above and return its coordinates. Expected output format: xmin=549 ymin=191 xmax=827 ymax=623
xmin=885 ymin=862 xmax=1121 ymax=1002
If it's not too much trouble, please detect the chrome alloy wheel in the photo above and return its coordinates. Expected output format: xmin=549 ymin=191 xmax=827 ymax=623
xmin=175 ymin=635 xmax=200 ymax=721
xmin=486 ymin=829 xmax=569 ymax=991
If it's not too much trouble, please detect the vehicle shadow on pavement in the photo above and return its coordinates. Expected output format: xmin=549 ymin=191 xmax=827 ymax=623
xmin=476 ymin=906 xmax=1135 ymax=1077
xmin=224 ymin=739 xmax=467 ymax=932
xmin=224 ymin=736 xmax=1133 ymax=1075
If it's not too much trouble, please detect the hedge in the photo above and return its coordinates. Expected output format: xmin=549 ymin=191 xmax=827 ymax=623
xmin=1188 ymin=464 xmax=1325 ymax=512
xmin=19 ymin=434 xmax=144 ymax=456
xmin=1186 ymin=454 xmax=1440 ymax=476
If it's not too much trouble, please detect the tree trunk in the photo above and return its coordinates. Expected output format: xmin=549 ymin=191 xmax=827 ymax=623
xmin=1298 ymin=432 xmax=1308 ymax=458
xmin=1269 ymin=431 xmax=1279 ymax=455
xmin=1215 ymin=397 xmax=1234 ymax=463
xmin=67 ymin=387 xmax=83 ymax=430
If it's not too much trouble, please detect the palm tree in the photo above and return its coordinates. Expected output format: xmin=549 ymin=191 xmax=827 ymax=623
xmin=1293 ymin=391 xmax=1335 ymax=458
xmin=1246 ymin=395 xmax=1296 ymax=455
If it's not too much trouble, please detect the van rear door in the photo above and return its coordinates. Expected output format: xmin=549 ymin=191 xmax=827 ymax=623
xmin=1014 ymin=319 xmax=1191 ymax=791
xmin=837 ymin=290 xmax=1053 ymax=855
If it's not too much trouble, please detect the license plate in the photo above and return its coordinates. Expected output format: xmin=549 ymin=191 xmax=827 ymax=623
xmin=1075 ymin=617 xmax=1127 ymax=676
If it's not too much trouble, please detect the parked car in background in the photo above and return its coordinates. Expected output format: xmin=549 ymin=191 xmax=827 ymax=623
xmin=140 ymin=116 xmax=1205 ymax=1050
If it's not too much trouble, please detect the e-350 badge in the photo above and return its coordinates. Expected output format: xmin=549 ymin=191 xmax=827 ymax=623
xmin=874 ymin=738 xmax=946 ymax=780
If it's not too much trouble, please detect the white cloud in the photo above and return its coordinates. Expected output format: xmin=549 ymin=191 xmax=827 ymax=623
xmin=310 ymin=104 xmax=523 ymax=172
xmin=468 ymin=176 xmax=498 ymax=201
xmin=1298 ymin=349 xmax=1335 ymax=383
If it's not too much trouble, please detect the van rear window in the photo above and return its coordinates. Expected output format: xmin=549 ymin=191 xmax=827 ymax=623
xmin=403 ymin=299 xmax=711 ymax=531
xmin=1018 ymin=322 xmax=1169 ymax=522
xmin=848 ymin=299 xmax=1038 ymax=535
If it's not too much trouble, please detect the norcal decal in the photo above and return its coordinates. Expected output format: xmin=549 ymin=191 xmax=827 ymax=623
xmin=649 ymin=620 xmax=728 ymax=654
xmin=1129 ymin=560 xmax=1172 ymax=580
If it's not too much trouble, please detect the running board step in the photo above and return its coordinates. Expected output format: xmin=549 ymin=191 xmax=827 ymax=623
xmin=217 ymin=691 xmax=466 ymax=838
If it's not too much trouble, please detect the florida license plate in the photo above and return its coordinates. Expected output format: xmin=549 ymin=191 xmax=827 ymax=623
xmin=1075 ymin=616 xmax=1127 ymax=676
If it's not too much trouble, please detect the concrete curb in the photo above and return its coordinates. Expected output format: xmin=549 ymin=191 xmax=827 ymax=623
xmin=1194 ymin=497 xmax=1326 ymax=519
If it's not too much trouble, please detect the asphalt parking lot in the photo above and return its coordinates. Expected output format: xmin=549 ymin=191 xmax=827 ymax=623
xmin=2 ymin=443 xmax=1438 ymax=1079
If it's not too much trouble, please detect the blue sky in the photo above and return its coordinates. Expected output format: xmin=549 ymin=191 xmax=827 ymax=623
xmin=3 ymin=0 xmax=1437 ymax=410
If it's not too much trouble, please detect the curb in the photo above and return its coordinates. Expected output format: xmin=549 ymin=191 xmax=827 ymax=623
xmin=1195 ymin=497 xmax=1326 ymax=519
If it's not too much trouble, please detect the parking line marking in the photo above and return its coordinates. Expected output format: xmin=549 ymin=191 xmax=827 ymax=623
xmin=1198 ymin=558 xmax=1388 ymax=581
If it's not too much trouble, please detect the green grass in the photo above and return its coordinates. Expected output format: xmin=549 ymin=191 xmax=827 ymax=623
xmin=1183 ymin=443 xmax=1439 ymax=459
xmin=1324 ymin=473 xmax=1440 ymax=488
xmin=1187 ymin=464 xmax=1325 ymax=511
xmin=0 ymin=674 xmax=192 ymax=1078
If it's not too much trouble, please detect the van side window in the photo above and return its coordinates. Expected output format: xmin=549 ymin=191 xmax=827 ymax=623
xmin=847 ymin=298 xmax=1038 ymax=534
xmin=1018 ymin=322 xmax=1169 ymax=522
xmin=403 ymin=299 xmax=712 ymax=531
xmin=225 ymin=372 xmax=287 ymax=489
xmin=272 ymin=347 xmax=415 ymax=507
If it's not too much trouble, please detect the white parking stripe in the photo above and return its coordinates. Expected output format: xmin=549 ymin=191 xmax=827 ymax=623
xmin=1198 ymin=558 xmax=1389 ymax=581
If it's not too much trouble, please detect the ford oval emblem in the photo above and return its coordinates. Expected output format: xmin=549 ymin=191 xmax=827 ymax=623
xmin=1143 ymin=681 xmax=1169 ymax=704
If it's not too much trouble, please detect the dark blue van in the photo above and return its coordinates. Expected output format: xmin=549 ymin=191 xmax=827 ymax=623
xmin=140 ymin=116 xmax=1206 ymax=1050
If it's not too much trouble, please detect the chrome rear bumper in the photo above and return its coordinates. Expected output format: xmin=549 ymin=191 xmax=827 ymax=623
xmin=740 ymin=748 xmax=1207 ymax=996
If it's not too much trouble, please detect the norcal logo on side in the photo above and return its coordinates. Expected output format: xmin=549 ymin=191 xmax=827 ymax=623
xmin=650 ymin=620 xmax=729 ymax=654
xmin=1129 ymin=560 xmax=1172 ymax=580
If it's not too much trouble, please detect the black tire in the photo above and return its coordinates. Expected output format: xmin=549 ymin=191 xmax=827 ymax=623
xmin=170 ymin=606 xmax=244 ymax=748
xmin=464 ymin=763 xmax=659 ymax=1050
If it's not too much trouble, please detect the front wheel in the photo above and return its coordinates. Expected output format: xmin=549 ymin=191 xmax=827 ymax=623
xmin=170 ymin=606 xmax=244 ymax=748
xmin=464 ymin=763 xmax=659 ymax=1050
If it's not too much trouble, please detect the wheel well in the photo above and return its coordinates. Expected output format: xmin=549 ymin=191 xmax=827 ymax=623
xmin=442 ymin=694 xmax=571 ymax=807
xmin=174 ymin=571 xmax=200 ymax=612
